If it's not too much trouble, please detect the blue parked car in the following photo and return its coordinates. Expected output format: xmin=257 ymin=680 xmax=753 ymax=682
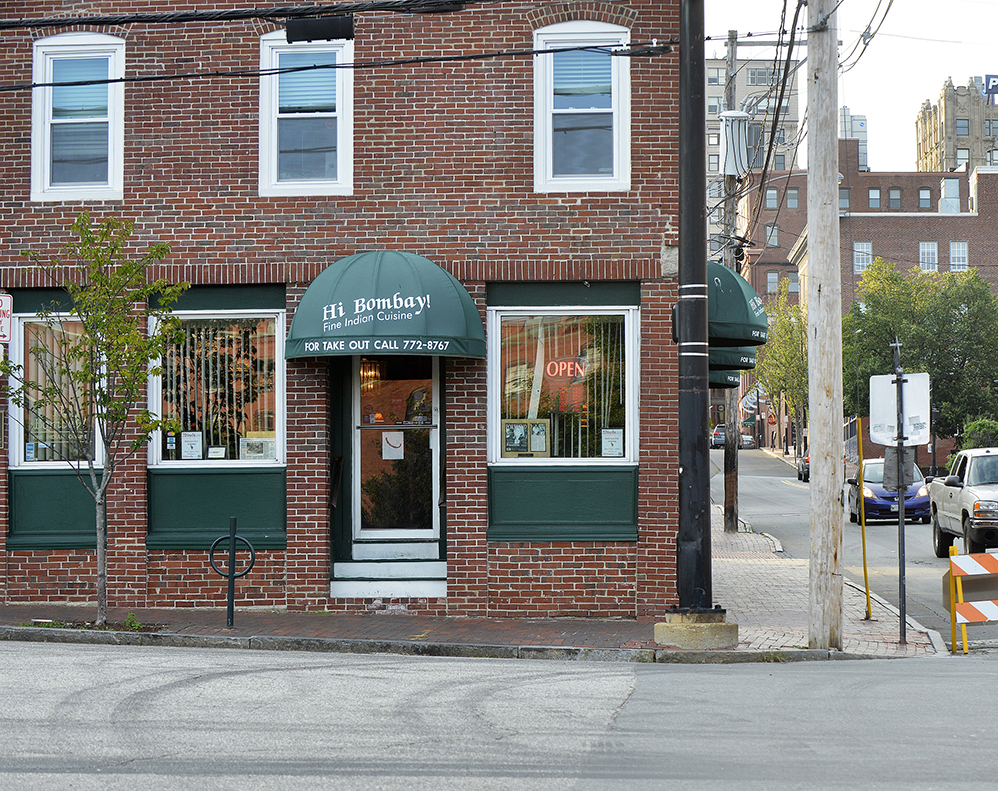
xmin=847 ymin=458 xmax=931 ymax=523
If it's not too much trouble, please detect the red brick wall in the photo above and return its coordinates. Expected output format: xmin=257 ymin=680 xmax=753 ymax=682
xmin=0 ymin=1 xmax=681 ymax=616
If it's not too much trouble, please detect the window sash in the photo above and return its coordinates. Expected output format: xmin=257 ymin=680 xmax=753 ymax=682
xmin=919 ymin=242 xmax=938 ymax=270
xmin=853 ymin=242 xmax=872 ymax=272
xmin=786 ymin=188 xmax=798 ymax=209
xmin=868 ymin=188 xmax=881 ymax=208
xmin=950 ymin=241 xmax=969 ymax=271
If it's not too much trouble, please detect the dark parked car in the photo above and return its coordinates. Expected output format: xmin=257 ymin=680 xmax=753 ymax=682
xmin=710 ymin=426 xmax=725 ymax=448
xmin=847 ymin=458 xmax=931 ymax=523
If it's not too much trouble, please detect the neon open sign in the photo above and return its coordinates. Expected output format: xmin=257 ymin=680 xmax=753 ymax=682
xmin=545 ymin=357 xmax=589 ymax=380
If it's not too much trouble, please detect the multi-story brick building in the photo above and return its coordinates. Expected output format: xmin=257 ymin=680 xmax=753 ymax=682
xmin=0 ymin=1 xmax=688 ymax=617
xmin=916 ymin=77 xmax=998 ymax=173
xmin=705 ymin=52 xmax=800 ymax=256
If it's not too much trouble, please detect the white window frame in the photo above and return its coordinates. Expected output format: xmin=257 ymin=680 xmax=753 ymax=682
xmin=868 ymin=188 xmax=881 ymax=208
xmin=7 ymin=314 xmax=107 ymax=469
xmin=258 ymin=31 xmax=354 ymax=197
xmin=919 ymin=241 xmax=938 ymax=272
xmin=487 ymin=306 xmax=639 ymax=465
xmin=147 ymin=309 xmax=287 ymax=468
xmin=786 ymin=187 xmax=799 ymax=209
xmin=533 ymin=21 xmax=630 ymax=193
xmin=765 ymin=188 xmax=778 ymax=209
xmin=765 ymin=224 xmax=778 ymax=247
xmin=31 ymin=33 xmax=125 ymax=203
xmin=853 ymin=242 xmax=872 ymax=273
xmin=950 ymin=240 xmax=969 ymax=272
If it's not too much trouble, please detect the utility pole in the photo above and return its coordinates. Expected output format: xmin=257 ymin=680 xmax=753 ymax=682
xmin=676 ymin=0 xmax=711 ymax=609
xmin=722 ymin=29 xmax=740 ymax=533
xmin=807 ymin=1 xmax=844 ymax=650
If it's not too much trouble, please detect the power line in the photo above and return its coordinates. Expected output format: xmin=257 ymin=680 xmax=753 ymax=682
xmin=0 ymin=1 xmax=495 ymax=31
xmin=0 ymin=40 xmax=672 ymax=95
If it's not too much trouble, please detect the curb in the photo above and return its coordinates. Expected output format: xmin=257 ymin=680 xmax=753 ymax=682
xmin=0 ymin=625 xmax=892 ymax=664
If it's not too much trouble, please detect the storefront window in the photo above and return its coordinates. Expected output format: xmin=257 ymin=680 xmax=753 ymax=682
xmin=493 ymin=311 xmax=632 ymax=462
xmin=20 ymin=319 xmax=92 ymax=463
xmin=158 ymin=315 xmax=281 ymax=463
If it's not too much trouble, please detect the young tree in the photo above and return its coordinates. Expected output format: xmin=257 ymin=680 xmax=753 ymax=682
xmin=755 ymin=280 xmax=808 ymax=455
xmin=0 ymin=213 xmax=188 ymax=625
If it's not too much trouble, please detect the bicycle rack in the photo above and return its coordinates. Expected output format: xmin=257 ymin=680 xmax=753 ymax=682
xmin=209 ymin=517 xmax=256 ymax=628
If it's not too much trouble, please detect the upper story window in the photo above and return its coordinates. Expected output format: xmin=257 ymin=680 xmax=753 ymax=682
xmin=956 ymin=118 xmax=970 ymax=136
xmin=868 ymin=188 xmax=881 ymax=208
xmin=786 ymin=187 xmax=799 ymax=209
xmin=853 ymin=242 xmax=872 ymax=273
xmin=534 ymin=21 xmax=630 ymax=193
xmin=888 ymin=188 xmax=902 ymax=209
xmin=765 ymin=188 xmax=778 ymax=209
xmin=950 ymin=241 xmax=969 ymax=272
xmin=708 ymin=181 xmax=722 ymax=199
xmin=956 ymin=148 xmax=970 ymax=168
xmin=259 ymin=31 xmax=354 ymax=197
xmin=773 ymin=154 xmax=786 ymax=170
xmin=707 ymin=96 xmax=723 ymax=115
xmin=765 ymin=224 xmax=778 ymax=247
xmin=986 ymin=120 xmax=994 ymax=136
xmin=707 ymin=132 xmax=720 ymax=146
xmin=766 ymin=271 xmax=779 ymax=293
xmin=919 ymin=241 xmax=938 ymax=272
xmin=708 ymin=153 xmax=719 ymax=171
xmin=839 ymin=188 xmax=850 ymax=210
xmin=707 ymin=67 xmax=724 ymax=85
xmin=31 ymin=33 xmax=125 ymax=203
xmin=919 ymin=188 xmax=932 ymax=209
xmin=746 ymin=67 xmax=776 ymax=86
xmin=788 ymin=271 xmax=799 ymax=293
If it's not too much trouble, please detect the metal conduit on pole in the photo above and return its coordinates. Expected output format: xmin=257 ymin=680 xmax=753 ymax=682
xmin=677 ymin=0 xmax=711 ymax=609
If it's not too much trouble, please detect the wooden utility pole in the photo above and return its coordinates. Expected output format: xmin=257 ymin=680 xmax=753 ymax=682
xmin=807 ymin=1 xmax=844 ymax=650
xmin=722 ymin=29 xmax=740 ymax=533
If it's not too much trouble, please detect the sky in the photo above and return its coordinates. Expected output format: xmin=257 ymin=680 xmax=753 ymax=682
xmin=704 ymin=0 xmax=998 ymax=172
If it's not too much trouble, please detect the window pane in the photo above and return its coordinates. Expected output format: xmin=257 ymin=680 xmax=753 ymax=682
xmin=552 ymin=113 xmax=612 ymax=175
xmin=52 ymin=57 xmax=108 ymax=119
xmin=161 ymin=318 xmax=278 ymax=461
xmin=23 ymin=321 xmax=91 ymax=462
xmin=786 ymin=188 xmax=798 ymax=209
xmin=868 ymin=188 xmax=880 ymax=208
xmin=499 ymin=314 xmax=625 ymax=459
xmin=50 ymin=121 xmax=109 ymax=184
xmin=278 ymin=52 xmax=336 ymax=113
xmin=765 ymin=188 xmax=778 ymax=209
xmin=553 ymin=50 xmax=611 ymax=109
xmin=278 ymin=117 xmax=337 ymax=180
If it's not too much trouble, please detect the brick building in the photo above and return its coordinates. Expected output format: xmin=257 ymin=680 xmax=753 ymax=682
xmin=0 ymin=1 xmax=688 ymax=617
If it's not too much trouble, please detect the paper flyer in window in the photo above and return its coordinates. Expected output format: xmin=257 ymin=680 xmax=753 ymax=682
xmin=601 ymin=428 xmax=624 ymax=457
xmin=382 ymin=431 xmax=404 ymax=460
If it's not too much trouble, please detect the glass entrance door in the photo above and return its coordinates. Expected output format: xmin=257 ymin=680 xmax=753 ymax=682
xmin=352 ymin=356 xmax=439 ymax=541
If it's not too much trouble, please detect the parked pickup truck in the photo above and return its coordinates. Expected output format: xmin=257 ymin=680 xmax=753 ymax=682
xmin=929 ymin=447 xmax=998 ymax=557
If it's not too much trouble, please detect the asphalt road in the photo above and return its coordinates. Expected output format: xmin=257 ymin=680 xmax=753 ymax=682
xmin=710 ymin=449 xmax=998 ymax=646
xmin=2 ymin=641 xmax=997 ymax=790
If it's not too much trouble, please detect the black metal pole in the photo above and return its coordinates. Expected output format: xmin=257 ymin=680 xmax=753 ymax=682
xmin=227 ymin=516 xmax=237 ymax=628
xmin=677 ymin=0 xmax=711 ymax=609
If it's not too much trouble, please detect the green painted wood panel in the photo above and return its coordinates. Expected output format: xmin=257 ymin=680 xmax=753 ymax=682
xmin=147 ymin=469 xmax=287 ymax=549
xmin=487 ymin=466 xmax=638 ymax=541
xmin=8 ymin=470 xmax=97 ymax=549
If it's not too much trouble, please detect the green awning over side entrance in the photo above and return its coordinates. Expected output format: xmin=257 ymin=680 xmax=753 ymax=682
xmin=286 ymin=251 xmax=486 ymax=359
xmin=709 ymin=345 xmax=757 ymax=371
xmin=707 ymin=260 xmax=768 ymax=346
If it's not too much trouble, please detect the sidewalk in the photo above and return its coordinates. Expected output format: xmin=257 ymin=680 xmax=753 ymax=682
xmin=0 ymin=506 xmax=944 ymax=663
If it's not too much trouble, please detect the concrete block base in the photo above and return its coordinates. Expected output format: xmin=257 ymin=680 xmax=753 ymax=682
xmin=654 ymin=611 xmax=739 ymax=650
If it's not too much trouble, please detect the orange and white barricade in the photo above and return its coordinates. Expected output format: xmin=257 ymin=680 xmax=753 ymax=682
xmin=948 ymin=546 xmax=998 ymax=653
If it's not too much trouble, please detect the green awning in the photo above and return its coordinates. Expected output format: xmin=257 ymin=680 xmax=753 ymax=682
xmin=709 ymin=369 xmax=742 ymax=389
xmin=709 ymin=345 xmax=756 ymax=371
xmin=286 ymin=251 xmax=486 ymax=359
xmin=707 ymin=261 xmax=768 ymax=346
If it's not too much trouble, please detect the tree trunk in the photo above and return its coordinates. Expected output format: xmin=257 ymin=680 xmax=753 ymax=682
xmin=95 ymin=488 xmax=107 ymax=626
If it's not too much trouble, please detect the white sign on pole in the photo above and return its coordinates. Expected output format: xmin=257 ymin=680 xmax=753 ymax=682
xmin=0 ymin=293 xmax=12 ymax=344
xmin=869 ymin=372 xmax=931 ymax=446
